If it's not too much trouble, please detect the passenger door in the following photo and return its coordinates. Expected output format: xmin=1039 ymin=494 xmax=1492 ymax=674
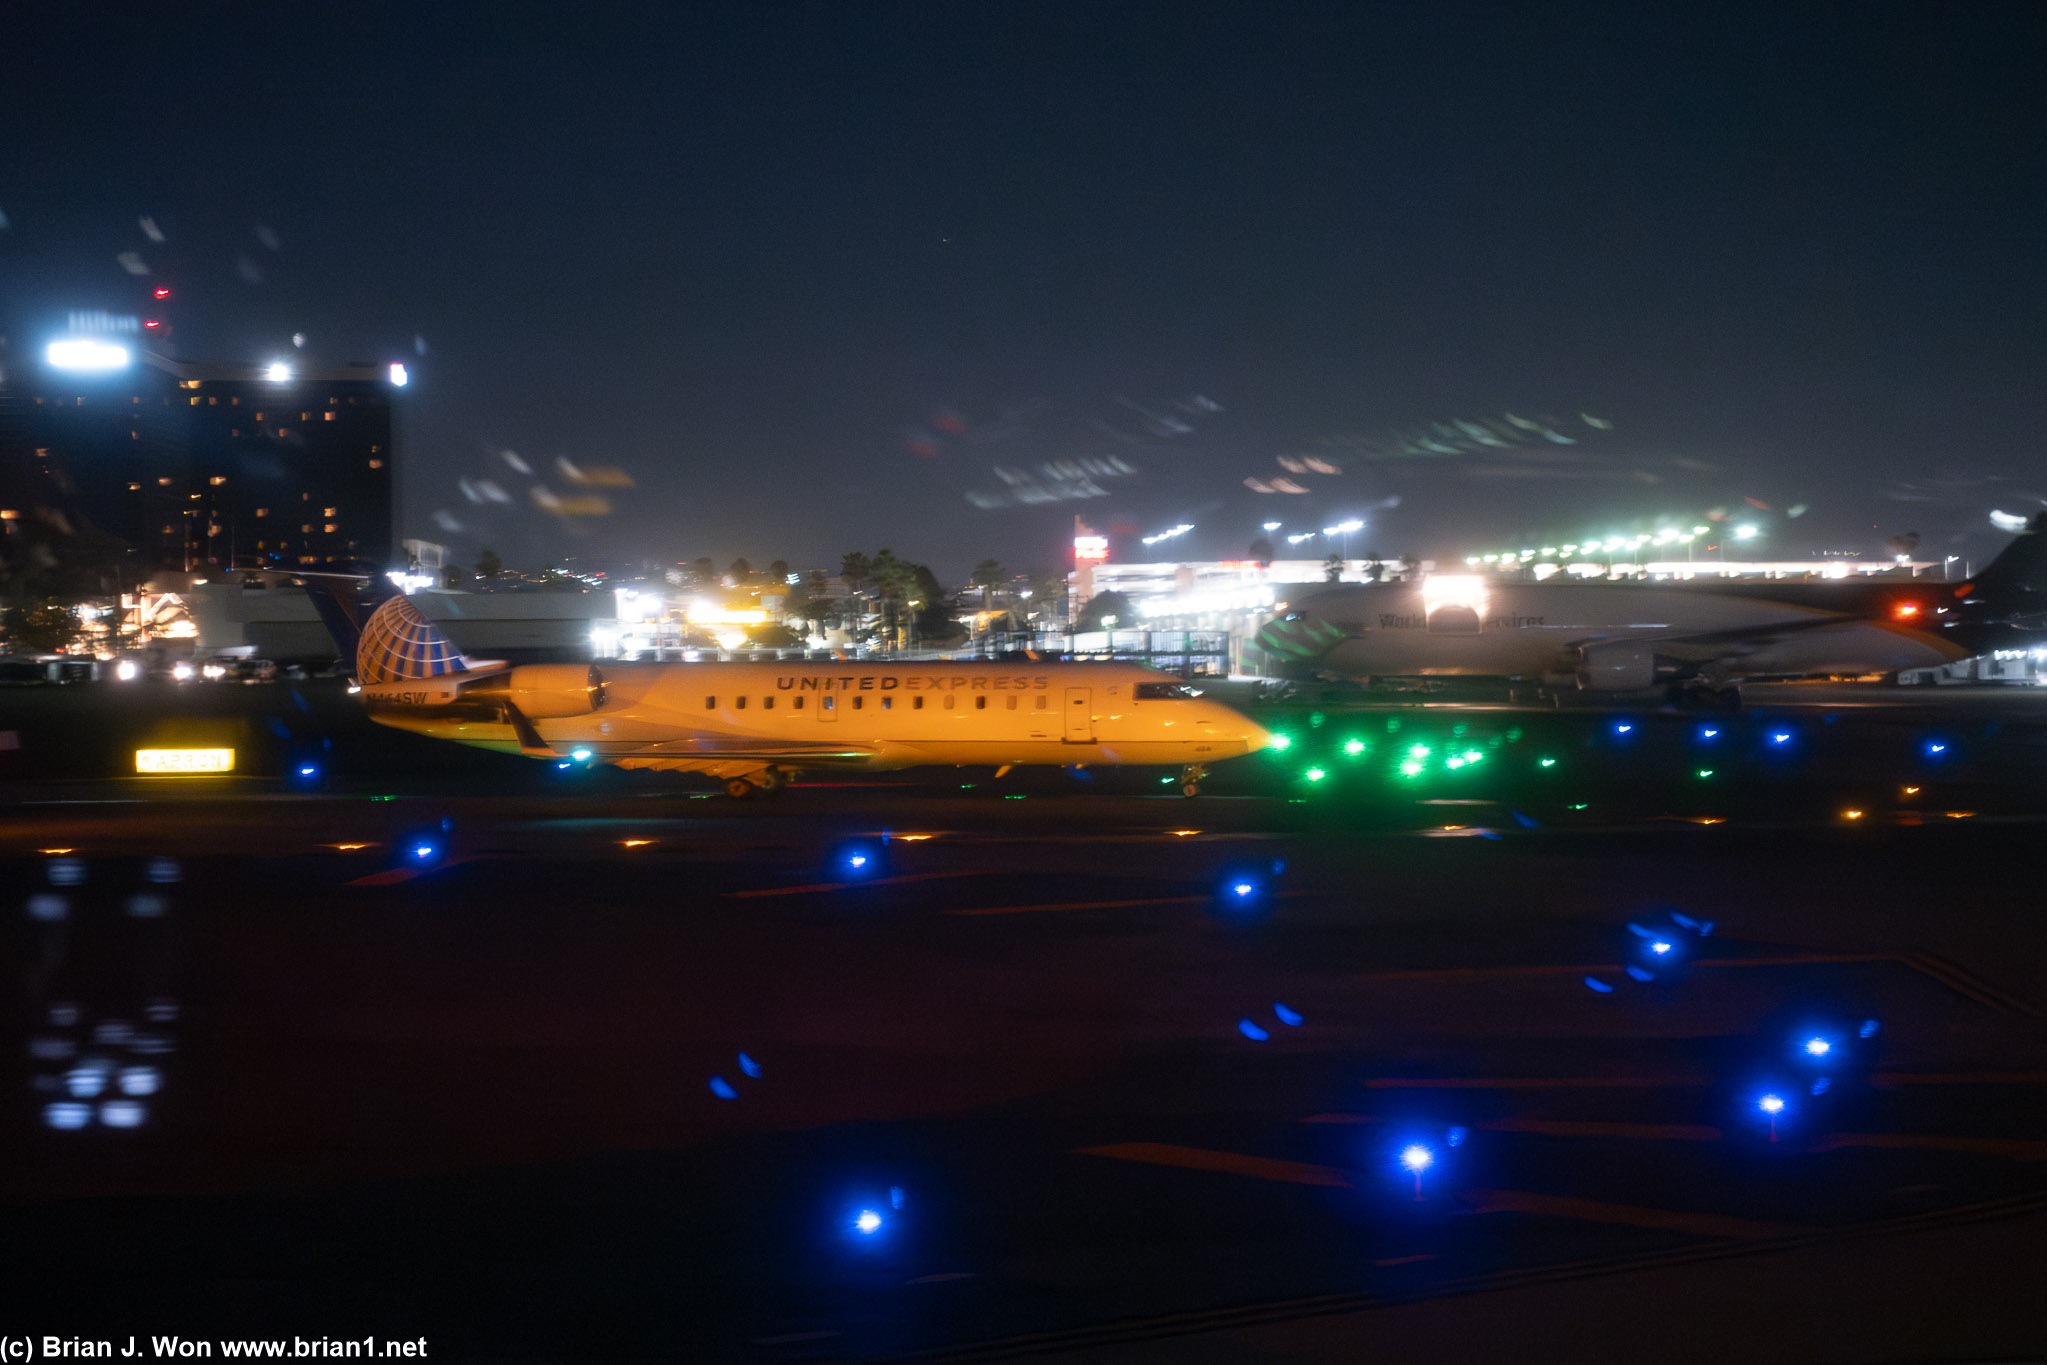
xmin=1063 ymin=687 xmax=1094 ymax=742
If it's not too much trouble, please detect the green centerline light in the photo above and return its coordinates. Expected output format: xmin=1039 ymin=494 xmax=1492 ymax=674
xmin=1697 ymin=769 xmax=1714 ymax=778
xmin=1538 ymin=758 xmax=1557 ymax=768
xmin=1305 ymin=767 xmax=1327 ymax=782
xmin=1268 ymin=734 xmax=1293 ymax=752
xmin=1399 ymin=760 xmax=1424 ymax=777
xmin=1343 ymin=739 xmax=1366 ymax=756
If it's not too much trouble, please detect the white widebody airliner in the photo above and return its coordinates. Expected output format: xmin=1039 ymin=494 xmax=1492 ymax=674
xmin=300 ymin=582 xmax=1271 ymax=796
xmin=1256 ymin=513 xmax=2047 ymax=703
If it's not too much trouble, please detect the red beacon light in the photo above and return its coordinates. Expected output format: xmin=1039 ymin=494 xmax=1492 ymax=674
xmin=152 ymin=287 xmax=172 ymax=300
xmin=143 ymin=318 xmax=162 ymax=330
xmin=1892 ymin=601 xmax=1922 ymax=620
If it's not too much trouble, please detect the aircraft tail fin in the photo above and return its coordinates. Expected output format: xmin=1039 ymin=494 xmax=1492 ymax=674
xmin=354 ymin=594 xmax=476 ymax=683
xmin=291 ymin=569 xmax=475 ymax=682
xmin=1955 ymin=511 xmax=2047 ymax=620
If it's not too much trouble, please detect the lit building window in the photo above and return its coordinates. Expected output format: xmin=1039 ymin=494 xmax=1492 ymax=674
xmin=301 ymin=525 xmax=313 ymax=533
xmin=209 ymin=476 xmax=226 ymax=485
xmin=255 ymin=413 xmax=264 ymax=421
xmin=368 ymin=459 xmax=383 ymax=469
xmin=323 ymin=411 xmax=334 ymax=421
xmin=157 ymin=477 xmax=172 ymax=486
xmin=323 ymin=508 xmax=337 ymax=517
xmin=299 ymin=412 xmax=310 ymax=421
xmin=189 ymin=396 xmax=200 ymax=405
xmin=255 ymin=508 xmax=267 ymax=517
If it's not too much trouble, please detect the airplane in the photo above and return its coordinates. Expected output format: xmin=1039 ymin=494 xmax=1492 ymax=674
xmin=295 ymin=574 xmax=1272 ymax=796
xmin=1255 ymin=512 xmax=2047 ymax=705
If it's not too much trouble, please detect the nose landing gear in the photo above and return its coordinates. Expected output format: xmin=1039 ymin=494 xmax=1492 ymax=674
xmin=1179 ymin=763 xmax=1209 ymax=798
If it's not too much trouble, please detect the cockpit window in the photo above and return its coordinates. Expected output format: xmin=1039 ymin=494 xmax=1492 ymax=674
xmin=1135 ymin=682 xmax=1204 ymax=700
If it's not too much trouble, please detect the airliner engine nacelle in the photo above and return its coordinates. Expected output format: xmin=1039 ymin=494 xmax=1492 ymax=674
xmin=498 ymin=663 xmax=607 ymax=718
xmin=1577 ymin=643 xmax=1655 ymax=692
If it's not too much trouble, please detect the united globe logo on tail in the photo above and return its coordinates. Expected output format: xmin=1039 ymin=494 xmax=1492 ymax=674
xmin=356 ymin=595 xmax=472 ymax=684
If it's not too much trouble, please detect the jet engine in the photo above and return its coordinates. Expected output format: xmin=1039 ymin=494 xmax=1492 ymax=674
xmin=465 ymin=664 xmax=606 ymax=717
xmin=1576 ymin=643 xmax=1655 ymax=692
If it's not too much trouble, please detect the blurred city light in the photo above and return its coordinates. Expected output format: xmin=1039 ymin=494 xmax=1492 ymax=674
xmin=46 ymin=338 xmax=131 ymax=370
xmin=265 ymin=361 xmax=293 ymax=382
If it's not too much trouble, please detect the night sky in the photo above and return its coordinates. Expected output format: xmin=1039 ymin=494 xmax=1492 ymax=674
xmin=5 ymin=2 xmax=2043 ymax=580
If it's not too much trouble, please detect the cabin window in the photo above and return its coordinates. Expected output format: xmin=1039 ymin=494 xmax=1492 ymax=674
xmin=823 ymin=695 xmax=835 ymax=711
xmin=704 ymin=696 xmax=716 ymax=709
xmin=975 ymin=695 xmax=987 ymax=710
xmin=1007 ymin=696 xmax=1017 ymax=709
xmin=1036 ymin=695 xmax=1047 ymax=710
xmin=793 ymin=696 xmax=805 ymax=709
xmin=913 ymin=696 xmax=924 ymax=710
xmin=735 ymin=696 xmax=747 ymax=710
xmin=882 ymin=696 xmax=892 ymax=710
xmin=852 ymin=696 xmax=863 ymax=709
xmin=944 ymin=694 xmax=955 ymax=709
xmin=762 ymin=696 xmax=774 ymax=710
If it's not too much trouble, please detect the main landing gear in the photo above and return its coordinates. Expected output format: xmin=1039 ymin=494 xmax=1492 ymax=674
xmin=724 ymin=767 xmax=792 ymax=799
xmin=1179 ymin=763 xmax=1209 ymax=798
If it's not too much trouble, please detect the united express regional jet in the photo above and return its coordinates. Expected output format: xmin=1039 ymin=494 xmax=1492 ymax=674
xmin=300 ymin=578 xmax=1271 ymax=796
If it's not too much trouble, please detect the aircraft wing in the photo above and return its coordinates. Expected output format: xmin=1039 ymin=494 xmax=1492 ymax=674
xmin=607 ymin=735 xmax=881 ymax=765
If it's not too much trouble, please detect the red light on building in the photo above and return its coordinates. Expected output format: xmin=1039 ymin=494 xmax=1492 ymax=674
xmin=143 ymin=318 xmax=162 ymax=329
xmin=152 ymin=287 xmax=171 ymax=299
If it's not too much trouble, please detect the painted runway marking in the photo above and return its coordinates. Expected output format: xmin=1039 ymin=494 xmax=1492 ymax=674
xmin=345 ymin=855 xmax=473 ymax=887
xmin=1077 ymin=1142 xmax=1353 ymax=1188
xmin=1457 ymin=1188 xmax=1811 ymax=1240
xmin=1813 ymin=1132 xmax=2047 ymax=1161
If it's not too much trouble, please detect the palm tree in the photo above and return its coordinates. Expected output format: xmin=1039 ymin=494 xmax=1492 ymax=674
xmin=869 ymin=549 xmax=913 ymax=650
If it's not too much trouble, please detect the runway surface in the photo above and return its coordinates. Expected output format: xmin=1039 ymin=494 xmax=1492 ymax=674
xmin=4 ymin=681 xmax=2047 ymax=1360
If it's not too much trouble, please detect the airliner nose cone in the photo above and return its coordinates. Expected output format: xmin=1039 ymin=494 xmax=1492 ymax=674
xmin=1242 ymin=720 xmax=1276 ymax=754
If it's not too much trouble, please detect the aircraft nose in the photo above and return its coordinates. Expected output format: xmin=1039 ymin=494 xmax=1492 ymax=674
xmin=1239 ymin=718 xmax=1277 ymax=755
